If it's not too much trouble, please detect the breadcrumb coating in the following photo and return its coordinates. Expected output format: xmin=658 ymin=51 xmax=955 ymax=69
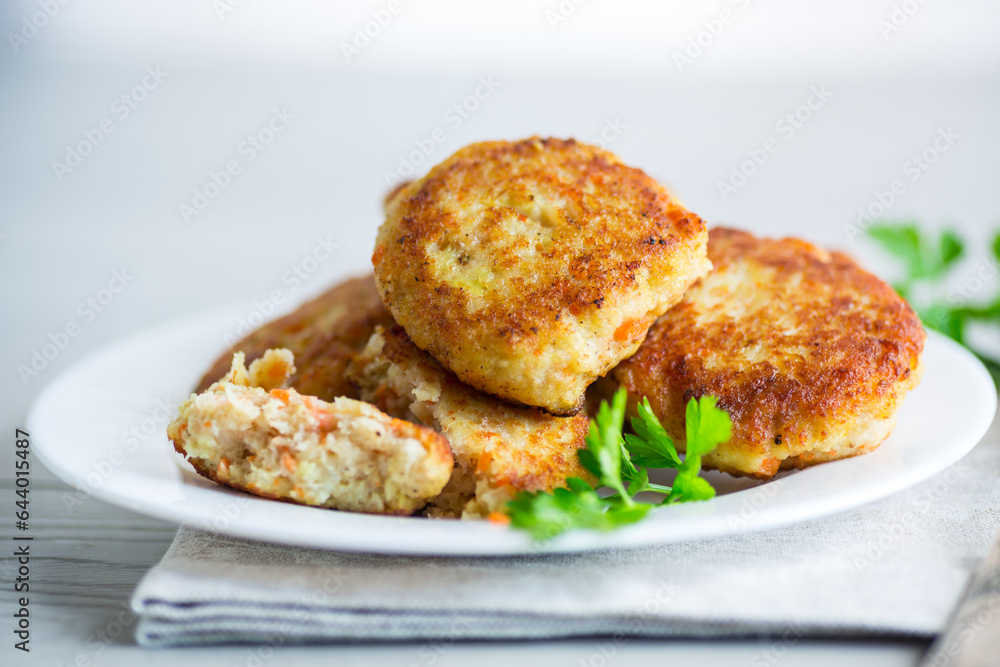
xmin=349 ymin=326 xmax=593 ymax=518
xmin=374 ymin=137 xmax=710 ymax=414
xmin=612 ymin=228 xmax=925 ymax=478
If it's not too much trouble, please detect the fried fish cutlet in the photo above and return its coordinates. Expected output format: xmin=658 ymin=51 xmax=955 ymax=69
xmin=373 ymin=137 xmax=711 ymax=415
xmin=348 ymin=325 xmax=593 ymax=518
xmin=170 ymin=349 xmax=454 ymax=516
xmin=195 ymin=275 xmax=394 ymax=400
xmin=612 ymin=227 xmax=925 ymax=479
xmin=190 ymin=272 xmax=591 ymax=519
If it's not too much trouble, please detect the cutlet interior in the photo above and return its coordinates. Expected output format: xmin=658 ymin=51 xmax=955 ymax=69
xmin=170 ymin=350 xmax=453 ymax=516
xmin=348 ymin=329 xmax=481 ymax=517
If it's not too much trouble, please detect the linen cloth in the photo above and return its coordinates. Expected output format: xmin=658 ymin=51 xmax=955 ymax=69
xmin=132 ymin=408 xmax=999 ymax=647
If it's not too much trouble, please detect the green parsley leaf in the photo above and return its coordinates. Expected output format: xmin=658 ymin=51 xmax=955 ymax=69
xmin=684 ymin=395 xmax=733 ymax=457
xmin=583 ymin=388 xmax=633 ymax=504
xmin=506 ymin=388 xmax=732 ymax=541
xmin=626 ymin=466 xmax=650 ymax=496
xmin=624 ymin=397 xmax=682 ymax=469
xmin=668 ymin=473 xmax=716 ymax=504
xmin=506 ymin=478 xmax=608 ymax=541
xmin=919 ymin=303 xmax=967 ymax=344
xmin=506 ymin=477 xmax=650 ymax=541
xmin=867 ymin=223 xmax=924 ymax=278
xmin=576 ymin=448 xmax=600 ymax=480
xmin=939 ymin=230 xmax=964 ymax=269
xmin=666 ymin=395 xmax=731 ymax=503
xmin=604 ymin=501 xmax=653 ymax=526
xmin=866 ymin=221 xmax=1000 ymax=368
xmin=867 ymin=222 xmax=964 ymax=283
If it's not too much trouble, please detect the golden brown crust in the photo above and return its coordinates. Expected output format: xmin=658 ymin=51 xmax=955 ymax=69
xmin=374 ymin=137 xmax=710 ymax=415
xmin=383 ymin=180 xmax=412 ymax=212
xmin=190 ymin=272 xmax=591 ymax=518
xmin=612 ymin=227 xmax=926 ymax=479
xmin=196 ymin=275 xmax=394 ymax=400
xmin=348 ymin=325 xmax=594 ymax=517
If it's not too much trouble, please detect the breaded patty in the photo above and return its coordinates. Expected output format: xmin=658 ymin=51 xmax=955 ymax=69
xmin=170 ymin=349 xmax=453 ymax=515
xmin=373 ymin=137 xmax=711 ymax=415
xmin=196 ymin=275 xmax=394 ymax=400
xmin=612 ymin=228 xmax=925 ymax=479
xmin=348 ymin=325 xmax=593 ymax=518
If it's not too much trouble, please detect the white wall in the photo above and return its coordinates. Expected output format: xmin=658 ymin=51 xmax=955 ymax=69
xmin=2 ymin=0 xmax=998 ymax=80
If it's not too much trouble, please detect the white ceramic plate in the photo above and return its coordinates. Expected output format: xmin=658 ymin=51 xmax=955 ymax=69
xmin=28 ymin=305 xmax=997 ymax=555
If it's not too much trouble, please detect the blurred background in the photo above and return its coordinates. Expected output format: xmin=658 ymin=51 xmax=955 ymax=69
xmin=2 ymin=0 xmax=999 ymax=439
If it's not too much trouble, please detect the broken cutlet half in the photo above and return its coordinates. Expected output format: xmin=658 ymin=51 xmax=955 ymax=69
xmin=171 ymin=349 xmax=453 ymax=515
xmin=348 ymin=325 xmax=594 ymax=518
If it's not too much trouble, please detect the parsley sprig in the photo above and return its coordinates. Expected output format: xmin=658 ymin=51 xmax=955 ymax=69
xmin=506 ymin=388 xmax=732 ymax=541
xmin=866 ymin=222 xmax=1000 ymax=378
